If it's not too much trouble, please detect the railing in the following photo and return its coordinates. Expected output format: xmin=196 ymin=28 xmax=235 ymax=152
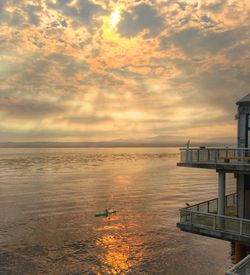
xmin=180 ymin=210 xmax=250 ymax=237
xmin=185 ymin=193 xmax=236 ymax=214
xmin=180 ymin=147 xmax=250 ymax=164
xmin=226 ymin=254 xmax=250 ymax=275
xmin=179 ymin=193 xmax=250 ymax=238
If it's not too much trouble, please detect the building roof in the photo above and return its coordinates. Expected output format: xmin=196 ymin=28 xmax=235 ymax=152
xmin=236 ymin=94 xmax=250 ymax=105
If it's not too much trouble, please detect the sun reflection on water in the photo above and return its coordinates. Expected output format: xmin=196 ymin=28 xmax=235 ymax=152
xmin=96 ymin=233 xmax=144 ymax=274
xmin=94 ymin=217 xmax=144 ymax=274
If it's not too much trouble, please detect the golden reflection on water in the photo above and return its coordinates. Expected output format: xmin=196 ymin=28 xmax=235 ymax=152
xmin=95 ymin=218 xmax=144 ymax=274
xmin=114 ymin=175 xmax=132 ymax=185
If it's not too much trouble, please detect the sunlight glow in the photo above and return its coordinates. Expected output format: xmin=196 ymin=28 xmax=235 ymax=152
xmin=110 ymin=10 xmax=121 ymax=27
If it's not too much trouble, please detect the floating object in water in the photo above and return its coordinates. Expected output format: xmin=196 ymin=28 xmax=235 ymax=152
xmin=95 ymin=209 xmax=116 ymax=217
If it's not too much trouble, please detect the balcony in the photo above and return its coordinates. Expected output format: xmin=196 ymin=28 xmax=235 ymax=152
xmin=177 ymin=193 xmax=250 ymax=244
xmin=177 ymin=148 xmax=250 ymax=172
xmin=226 ymin=255 xmax=250 ymax=275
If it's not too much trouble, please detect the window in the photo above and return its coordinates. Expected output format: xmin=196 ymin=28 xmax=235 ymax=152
xmin=247 ymin=114 xmax=250 ymax=147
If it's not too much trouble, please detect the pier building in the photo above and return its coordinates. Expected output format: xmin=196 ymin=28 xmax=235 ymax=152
xmin=177 ymin=94 xmax=250 ymax=274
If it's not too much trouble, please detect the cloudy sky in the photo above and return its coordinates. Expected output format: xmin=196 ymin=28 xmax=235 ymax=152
xmin=0 ymin=0 xmax=250 ymax=143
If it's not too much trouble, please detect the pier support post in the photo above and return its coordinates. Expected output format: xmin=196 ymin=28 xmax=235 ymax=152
xmin=237 ymin=174 xmax=244 ymax=218
xmin=218 ymin=171 xmax=225 ymax=216
xmin=235 ymin=242 xmax=246 ymax=263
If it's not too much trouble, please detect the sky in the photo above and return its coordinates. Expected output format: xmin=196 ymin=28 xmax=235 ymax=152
xmin=0 ymin=0 xmax=250 ymax=143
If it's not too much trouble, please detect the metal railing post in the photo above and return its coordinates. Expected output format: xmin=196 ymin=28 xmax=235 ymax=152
xmin=240 ymin=149 xmax=244 ymax=163
xmin=240 ymin=220 xmax=243 ymax=235
xmin=216 ymin=150 xmax=219 ymax=163
xmin=185 ymin=149 xmax=188 ymax=162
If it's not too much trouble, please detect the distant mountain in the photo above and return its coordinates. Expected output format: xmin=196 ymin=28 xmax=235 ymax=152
xmin=112 ymin=135 xmax=236 ymax=146
xmin=0 ymin=135 xmax=236 ymax=148
xmin=0 ymin=141 xmax=181 ymax=148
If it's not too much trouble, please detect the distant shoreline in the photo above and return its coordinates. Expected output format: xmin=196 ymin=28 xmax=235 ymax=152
xmin=0 ymin=142 xmax=236 ymax=148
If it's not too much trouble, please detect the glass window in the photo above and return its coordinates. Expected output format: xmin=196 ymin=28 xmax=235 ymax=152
xmin=248 ymin=115 xmax=250 ymax=128
xmin=248 ymin=131 xmax=250 ymax=148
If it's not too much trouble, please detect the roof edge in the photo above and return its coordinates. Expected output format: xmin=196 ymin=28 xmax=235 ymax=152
xmin=236 ymin=94 xmax=250 ymax=105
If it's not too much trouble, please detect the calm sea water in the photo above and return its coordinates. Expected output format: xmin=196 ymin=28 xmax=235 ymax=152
xmin=0 ymin=147 xmax=235 ymax=275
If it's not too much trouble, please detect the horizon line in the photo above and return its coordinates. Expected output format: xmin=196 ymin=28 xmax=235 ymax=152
xmin=0 ymin=140 xmax=236 ymax=148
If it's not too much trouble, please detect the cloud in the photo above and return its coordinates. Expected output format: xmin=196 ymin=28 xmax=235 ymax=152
xmin=49 ymin=53 xmax=89 ymax=77
xmin=48 ymin=0 xmax=105 ymax=27
xmin=82 ymin=72 xmax=124 ymax=88
xmin=0 ymin=92 xmax=64 ymax=120
xmin=191 ymin=68 xmax=250 ymax=107
xmin=0 ymin=0 xmax=249 ymax=142
xmin=24 ymin=3 xmax=42 ymax=26
xmin=118 ymin=3 xmax=164 ymax=38
xmin=160 ymin=26 xmax=248 ymax=56
xmin=67 ymin=115 xmax=112 ymax=124
xmin=200 ymin=0 xmax=227 ymax=12
xmin=0 ymin=1 xmax=43 ymax=28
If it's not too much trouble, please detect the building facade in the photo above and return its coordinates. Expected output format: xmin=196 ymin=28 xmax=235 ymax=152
xmin=177 ymin=94 xmax=250 ymax=274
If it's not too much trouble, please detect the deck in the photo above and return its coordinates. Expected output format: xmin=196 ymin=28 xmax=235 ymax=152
xmin=177 ymin=193 xmax=250 ymax=244
xmin=177 ymin=148 xmax=250 ymax=172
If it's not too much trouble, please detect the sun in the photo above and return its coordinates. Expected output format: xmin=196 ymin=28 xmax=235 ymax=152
xmin=110 ymin=10 xmax=121 ymax=27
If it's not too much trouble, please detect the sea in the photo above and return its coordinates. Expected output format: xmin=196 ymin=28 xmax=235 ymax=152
xmin=0 ymin=147 xmax=235 ymax=275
